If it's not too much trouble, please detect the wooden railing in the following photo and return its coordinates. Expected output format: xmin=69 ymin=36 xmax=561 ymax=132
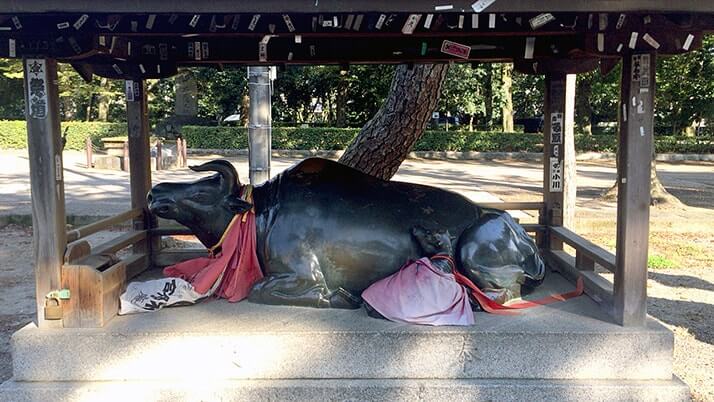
xmin=62 ymin=208 xmax=153 ymax=327
xmin=546 ymin=226 xmax=616 ymax=312
xmin=65 ymin=208 xmax=150 ymax=278
xmin=66 ymin=208 xmax=142 ymax=243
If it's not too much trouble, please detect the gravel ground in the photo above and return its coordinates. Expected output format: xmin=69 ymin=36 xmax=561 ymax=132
xmin=0 ymin=153 xmax=712 ymax=399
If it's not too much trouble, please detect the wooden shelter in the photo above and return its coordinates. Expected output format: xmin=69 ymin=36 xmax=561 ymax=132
xmin=1 ymin=1 xmax=714 ymax=329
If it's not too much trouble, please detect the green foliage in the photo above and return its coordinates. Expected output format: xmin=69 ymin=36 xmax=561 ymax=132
xmin=182 ymin=125 xmax=714 ymax=153
xmin=512 ymin=71 xmax=544 ymax=118
xmin=656 ymin=36 xmax=714 ymax=133
xmin=183 ymin=126 xmax=358 ymax=150
xmin=0 ymin=120 xmax=126 ymax=150
xmin=2 ymin=120 xmax=712 ymax=154
xmin=413 ymin=131 xmax=541 ymax=152
xmin=648 ymin=255 xmax=677 ymax=269
xmin=438 ymin=64 xmax=488 ymax=122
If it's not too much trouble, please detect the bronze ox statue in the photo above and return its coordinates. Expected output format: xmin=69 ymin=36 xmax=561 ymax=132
xmin=147 ymin=158 xmax=545 ymax=308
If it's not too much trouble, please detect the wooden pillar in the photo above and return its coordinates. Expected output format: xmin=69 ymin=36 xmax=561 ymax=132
xmin=247 ymin=66 xmax=272 ymax=185
xmin=23 ymin=58 xmax=65 ymax=327
xmin=126 ymin=80 xmax=156 ymax=255
xmin=614 ymin=53 xmax=655 ymax=327
xmin=543 ymin=73 xmax=576 ymax=249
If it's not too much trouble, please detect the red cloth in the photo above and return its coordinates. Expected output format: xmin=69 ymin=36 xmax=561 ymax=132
xmin=362 ymin=257 xmax=475 ymax=326
xmin=452 ymin=266 xmax=584 ymax=315
xmin=163 ymin=211 xmax=264 ymax=303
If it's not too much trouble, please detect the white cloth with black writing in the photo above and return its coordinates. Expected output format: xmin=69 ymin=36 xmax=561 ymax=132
xmin=119 ymin=276 xmax=218 ymax=315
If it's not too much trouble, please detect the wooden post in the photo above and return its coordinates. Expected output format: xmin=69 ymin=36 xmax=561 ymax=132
xmin=126 ymin=80 xmax=156 ymax=257
xmin=122 ymin=141 xmax=129 ymax=172
xmin=23 ymin=58 xmax=65 ymax=327
xmin=543 ymin=73 xmax=576 ymax=249
xmin=614 ymin=53 xmax=655 ymax=327
xmin=156 ymin=139 xmax=163 ymax=171
xmin=182 ymin=137 xmax=188 ymax=167
xmin=85 ymin=137 xmax=92 ymax=168
xmin=176 ymin=138 xmax=183 ymax=168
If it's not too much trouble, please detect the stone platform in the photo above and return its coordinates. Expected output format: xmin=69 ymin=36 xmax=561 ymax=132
xmin=0 ymin=272 xmax=689 ymax=401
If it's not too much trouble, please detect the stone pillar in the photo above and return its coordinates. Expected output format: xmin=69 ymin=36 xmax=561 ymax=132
xmin=248 ymin=66 xmax=272 ymax=185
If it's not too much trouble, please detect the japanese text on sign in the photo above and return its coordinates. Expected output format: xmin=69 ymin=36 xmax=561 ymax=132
xmin=549 ymin=157 xmax=563 ymax=192
xmin=25 ymin=59 xmax=48 ymax=119
xmin=550 ymin=112 xmax=563 ymax=145
xmin=631 ymin=54 xmax=650 ymax=88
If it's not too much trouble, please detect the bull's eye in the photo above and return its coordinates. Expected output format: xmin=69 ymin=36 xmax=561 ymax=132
xmin=190 ymin=192 xmax=211 ymax=203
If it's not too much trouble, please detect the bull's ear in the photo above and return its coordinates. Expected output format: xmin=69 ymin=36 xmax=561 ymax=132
xmin=225 ymin=195 xmax=253 ymax=214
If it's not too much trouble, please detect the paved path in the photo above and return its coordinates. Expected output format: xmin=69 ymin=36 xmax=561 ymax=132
xmin=1 ymin=150 xmax=713 ymax=217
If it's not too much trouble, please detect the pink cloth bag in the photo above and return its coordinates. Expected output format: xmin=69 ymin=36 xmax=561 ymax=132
xmin=362 ymin=257 xmax=474 ymax=326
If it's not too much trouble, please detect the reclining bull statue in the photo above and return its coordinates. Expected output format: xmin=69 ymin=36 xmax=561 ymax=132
xmin=148 ymin=158 xmax=545 ymax=309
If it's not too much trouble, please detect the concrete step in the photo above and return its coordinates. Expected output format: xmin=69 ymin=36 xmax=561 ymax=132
xmin=11 ymin=274 xmax=675 ymax=382
xmin=0 ymin=377 xmax=690 ymax=402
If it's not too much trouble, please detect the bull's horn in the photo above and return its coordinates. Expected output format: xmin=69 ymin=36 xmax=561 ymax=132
xmin=190 ymin=159 xmax=239 ymax=194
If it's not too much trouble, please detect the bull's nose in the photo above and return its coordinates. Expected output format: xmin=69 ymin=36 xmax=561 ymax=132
xmin=147 ymin=193 xmax=176 ymax=217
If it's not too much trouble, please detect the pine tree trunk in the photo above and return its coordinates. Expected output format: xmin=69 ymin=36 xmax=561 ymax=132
xmin=338 ymin=64 xmax=449 ymax=180
xmin=501 ymin=63 xmax=514 ymax=132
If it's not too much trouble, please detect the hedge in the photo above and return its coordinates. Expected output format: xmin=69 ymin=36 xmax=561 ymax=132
xmin=2 ymin=121 xmax=713 ymax=153
xmin=183 ymin=125 xmax=714 ymax=154
xmin=0 ymin=120 xmax=127 ymax=150
xmin=182 ymin=126 xmax=544 ymax=152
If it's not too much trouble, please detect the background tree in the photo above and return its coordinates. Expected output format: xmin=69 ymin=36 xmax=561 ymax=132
xmin=438 ymin=64 xmax=487 ymax=131
xmin=500 ymin=63 xmax=514 ymax=132
xmin=656 ymin=35 xmax=714 ymax=135
xmin=0 ymin=59 xmax=24 ymax=119
xmin=512 ymin=72 xmax=544 ymax=119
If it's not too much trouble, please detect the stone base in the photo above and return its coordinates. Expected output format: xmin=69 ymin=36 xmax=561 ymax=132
xmin=0 ymin=378 xmax=690 ymax=402
xmin=0 ymin=272 xmax=689 ymax=401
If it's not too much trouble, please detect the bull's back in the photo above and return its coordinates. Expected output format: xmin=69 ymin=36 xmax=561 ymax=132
xmin=261 ymin=158 xmax=481 ymax=291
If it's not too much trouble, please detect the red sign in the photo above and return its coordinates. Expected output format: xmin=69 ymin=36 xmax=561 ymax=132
xmin=441 ymin=40 xmax=470 ymax=59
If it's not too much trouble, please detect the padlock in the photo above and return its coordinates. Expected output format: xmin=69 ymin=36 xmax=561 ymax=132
xmin=44 ymin=296 xmax=63 ymax=320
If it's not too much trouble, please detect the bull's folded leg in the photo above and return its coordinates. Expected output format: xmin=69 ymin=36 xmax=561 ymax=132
xmin=248 ymin=273 xmax=333 ymax=308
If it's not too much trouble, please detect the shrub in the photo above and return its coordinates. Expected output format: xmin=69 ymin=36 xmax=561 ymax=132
xmin=0 ymin=120 xmax=127 ymax=150
xmin=2 ymin=121 xmax=713 ymax=154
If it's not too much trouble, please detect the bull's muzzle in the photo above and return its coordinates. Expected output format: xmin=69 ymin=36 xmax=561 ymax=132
xmin=147 ymin=191 xmax=177 ymax=218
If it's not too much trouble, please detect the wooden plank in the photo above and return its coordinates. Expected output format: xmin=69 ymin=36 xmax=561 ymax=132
xmin=7 ymin=1 xmax=714 ymax=14
xmin=92 ymin=230 xmax=147 ymax=256
xmin=550 ymin=226 xmax=616 ymax=272
xmin=62 ymin=261 xmax=126 ymax=328
xmin=614 ymin=53 xmax=655 ymax=327
xmin=542 ymin=73 xmax=576 ymax=250
xmin=546 ymin=250 xmax=614 ymax=314
xmin=66 ymin=208 xmax=142 ymax=243
xmin=521 ymin=223 xmax=546 ymax=233
xmin=153 ymin=250 xmax=209 ymax=267
xmin=150 ymin=227 xmax=195 ymax=237
xmin=478 ymin=202 xmax=544 ymax=211
xmin=24 ymin=58 xmax=65 ymax=328
xmin=127 ymin=80 xmax=158 ymax=262
xmin=64 ymin=240 xmax=91 ymax=264
xmin=124 ymin=253 xmax=149 ymax=279
xmin=100 ymin=262 xmax=126 ymax=326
